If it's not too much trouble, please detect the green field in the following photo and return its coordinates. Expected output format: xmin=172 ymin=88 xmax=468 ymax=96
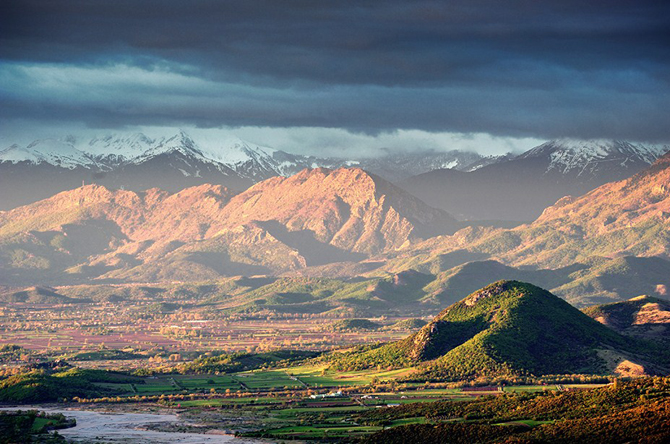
xmin=236 ymin=370 xmax=304 ymax=389
xmin=5 ymin=359 xmax=610 ymax=441
xmin=30 ymin=416 xmax=58 ymax=432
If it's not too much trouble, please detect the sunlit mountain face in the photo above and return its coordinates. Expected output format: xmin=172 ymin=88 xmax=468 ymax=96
xmin=0 ymin=167 xmax=459 ymax=285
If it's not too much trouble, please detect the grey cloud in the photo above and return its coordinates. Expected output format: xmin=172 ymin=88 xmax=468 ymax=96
xmin=1 ymin=0 xmax=669 ymax=141
xmin=1 ymin=61 xmax=666 ymax=141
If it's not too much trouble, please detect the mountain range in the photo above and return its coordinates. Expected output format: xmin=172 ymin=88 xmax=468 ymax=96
xmin=1 ymin=135 xmax=670 ymax=311
xmin=0 ymin=167 xmax=457 ymax=284
xmin=0 ymin=130 xmax=494 ymax=211
xmin=3 ymin=132 xmax=666 ymax=222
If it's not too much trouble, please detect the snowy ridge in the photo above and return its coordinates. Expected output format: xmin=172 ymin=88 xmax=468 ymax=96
xmin=0 ymin=139 xmax=97 ymax=169
xmin=517 ymin=139 xmax=669 ymax=176
xmin=85 ymin=132 xmax=155 ymax=159
xmin=5 ymin=132 xmax=663 ymax=184
xmin=0 ymin=129 xmax=495 ymax=180
xmin=0 ymin=130 xmax=286 ymax=178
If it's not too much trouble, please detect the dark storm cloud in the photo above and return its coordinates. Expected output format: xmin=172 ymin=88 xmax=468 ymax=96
xmin=1 ymin=0 xmax=669 ymax=141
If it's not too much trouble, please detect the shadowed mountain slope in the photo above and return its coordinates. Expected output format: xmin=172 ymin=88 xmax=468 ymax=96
xmin=402 ymin=139 xmax=668 ymax=221
xmin=385 ymin=151 xmax=670 ymax=277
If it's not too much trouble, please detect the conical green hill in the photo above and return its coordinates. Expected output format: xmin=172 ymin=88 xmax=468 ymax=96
xmin=410 ymin=281 xmax=630 ymax=379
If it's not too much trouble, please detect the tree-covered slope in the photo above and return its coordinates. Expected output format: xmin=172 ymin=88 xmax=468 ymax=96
xmin=0 ymin=367 xmax=140 ymax=404
xmin=361 ymin=377 xmax=670 ymax=444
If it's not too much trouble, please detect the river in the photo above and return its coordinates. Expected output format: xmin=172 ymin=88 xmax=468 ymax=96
xmin=0 ymin=407 xmax=262 ymax=443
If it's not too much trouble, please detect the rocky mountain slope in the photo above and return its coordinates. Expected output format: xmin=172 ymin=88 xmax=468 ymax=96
xmin=386 ymin=150 xmax=670 ymax=274
xmin=501 ymin=150 xmax=670 ymax=266
xmin=0 ymin=167 xmax=458 ymax=284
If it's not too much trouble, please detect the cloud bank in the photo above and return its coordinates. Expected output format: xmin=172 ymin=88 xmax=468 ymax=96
xmin=1 ymin=0 xmax=668 ymax=152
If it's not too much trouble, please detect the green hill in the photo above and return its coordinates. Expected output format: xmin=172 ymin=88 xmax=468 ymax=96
xmin=0 ymin=286 xmax=89 ymax=304
xmin=327 ymin=319 xmax=382 ymax=332
xmin=0 ymin=367 xmax=140 ymax=403
xmin=178 ymin=350 xmax=320 ymax=375
xmin=70 ymin=349 xmax=144 ymax=361
xmin=327 ymin=281 xmax=669 ymax=380
xmin=367 ymin=270 xmax=434 ymax=304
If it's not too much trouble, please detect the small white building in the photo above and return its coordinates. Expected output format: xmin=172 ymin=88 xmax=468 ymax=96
xmin=309 ymin=391 xmax=343 ymax=399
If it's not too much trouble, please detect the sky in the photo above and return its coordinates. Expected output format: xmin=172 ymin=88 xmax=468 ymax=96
xmin=1 ymin=0 xmax=669 ymax=157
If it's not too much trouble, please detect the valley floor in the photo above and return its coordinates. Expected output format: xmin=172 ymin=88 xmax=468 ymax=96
xmin=5 ymin=365 xmax=611 ymax=441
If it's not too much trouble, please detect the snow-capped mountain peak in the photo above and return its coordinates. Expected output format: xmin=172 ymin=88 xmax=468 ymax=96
xmin=194 ymin=135 xmax=277 ymax=166
xmin=0 ymin=130 xmax=284 ymax=177
xmin=518 ymin=139 xmax=669 ymax=177
xmin=135 ymin=130 xmax=202 ymax=160
xmin=86 ymin=132 xmax=155 ymax=158
xmin=0 ymin=138 xmax=95 ymax=169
